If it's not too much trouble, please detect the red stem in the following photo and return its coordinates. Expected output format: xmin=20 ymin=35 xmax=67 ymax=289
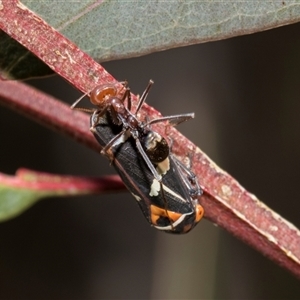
xmin=1 ymin=168 xmax=124 ymax=193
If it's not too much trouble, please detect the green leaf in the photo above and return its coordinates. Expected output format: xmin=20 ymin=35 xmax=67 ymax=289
xmin=0 ymin=169 xmax=124 ymax=222
xmin=2 ymin=1 xmax=300 ymax=79
xmin=0 ymin=184 xmax=47 ymax=221
xmin=23 ymin=1 xmax=300 ymax=62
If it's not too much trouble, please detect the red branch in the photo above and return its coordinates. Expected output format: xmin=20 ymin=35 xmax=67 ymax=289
xmin=0 ymin=0 xmax=300 ymax=278
xmin=1 ymin=168 xmax=124 ymax=193
xmin=0 ymin=0 xmax=115 ymax=92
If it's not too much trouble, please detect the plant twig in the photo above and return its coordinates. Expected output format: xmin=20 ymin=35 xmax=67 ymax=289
xmin=1 ymin=168 xmax=124 ymax=193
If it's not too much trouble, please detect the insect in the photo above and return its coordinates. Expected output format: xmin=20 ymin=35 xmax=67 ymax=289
xmin=72 ymin=80 xmax=204 ymax=233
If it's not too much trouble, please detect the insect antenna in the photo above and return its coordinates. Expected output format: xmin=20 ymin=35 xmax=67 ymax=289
xmin=70 ymin=90 xmax=92 ymax=110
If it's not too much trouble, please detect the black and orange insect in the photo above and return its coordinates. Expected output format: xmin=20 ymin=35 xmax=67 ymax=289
xmin=72 ymin=80 xmax=204 ymax=233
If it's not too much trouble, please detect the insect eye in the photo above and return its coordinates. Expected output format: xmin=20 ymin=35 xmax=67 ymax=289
xmin=90 ymin=85 xmax=117 ymax=106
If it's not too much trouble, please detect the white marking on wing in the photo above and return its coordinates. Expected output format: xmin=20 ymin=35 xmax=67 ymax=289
xmin=149 ymin=179 xmax=188 ymax=203
xmin=111 ymin=130 xmax=131 ymax=147
xmin=150 ymin=179 xmax=161 ymax=196
xmin=154 ymin=211 xmax=193 ymax=231
xmin=156 ymin=157 xmax=170 ymax=175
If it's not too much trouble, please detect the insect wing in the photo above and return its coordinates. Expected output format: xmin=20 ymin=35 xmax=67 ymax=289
xmin=90 ymin=113 xmax=202 ymax=234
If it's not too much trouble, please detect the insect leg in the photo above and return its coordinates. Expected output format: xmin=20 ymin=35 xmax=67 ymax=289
xmin=134 ymin=80 xmax=154 ymax=114
xmin=134 ymin=133 xmax=175 ymax=230
xmin=145 ymin=113 xmax=195 ymax=127
xmin=134 ymin=136 xmax=162 ymax=182
xmin=90 ymin=106 xmax=109 ymax=128
xmin=122 ymin=86 xmax=132 ymax=112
